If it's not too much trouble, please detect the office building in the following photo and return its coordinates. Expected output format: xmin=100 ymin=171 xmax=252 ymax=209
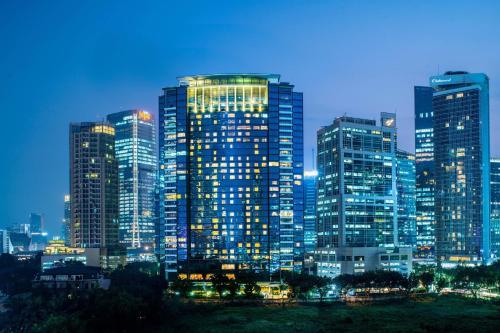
xmin=69 ymin=122 xmax=119 ymax=252
xmin=158 ymin=74 xmax=304 ymax=279
xmin=62 ymin=195 xmax=71 ymax=246
xmin=107 ymin=110 xmax=157 ymax=261
xmin=317 ymin=113 xmax=398 ymax=249
xmin=304 ymin=170 xmax=318 ymax=253
xmin=315 ymin=113 xmax=409 ymax=275
xmin=414 ymin=86 xmax=435 ymax=258
xmin=29 ymin=213 xmax=43 ymax=233
xmin=314 ymin=247 xmax=412 ymax=279
xmin=490 ymin=158 xmax=500 ymax=258
xmin=396 ymin=149 xmax=416 ymax=248
xmin=431 ymin=71 xmax=490 ymax=265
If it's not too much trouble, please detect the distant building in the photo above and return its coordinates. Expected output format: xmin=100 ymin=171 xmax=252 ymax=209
xmin=62 ymin=195 xmax=71 ymax=246
xmin=490 ymin=158 xmax=500 ymax=258
xmin=0 ymin=230 xmax=12 ymax=254
xmin=431 ymin=71 xmax=490 ymax=265
xmin=41 ymin=240 xmax=101 ymax=271
xmin=33 ymin=266 xmax=110 ymax=290
xmin=9 ymin=232 xmax=31 ymax=253
xmin=158 ymin=74 xmax=304 ymax=279
xmin=414 ymin=86 xmax=435 ymax=258
xmin=69 ymin=122 xmax=123 ymax=268
xmin=396 ymin=149 xmax=416 ymax=248
xmin=304 ymin=170 xmax=318 ymax=253
xmin=107 ymin=110 xmax=157 ymax=261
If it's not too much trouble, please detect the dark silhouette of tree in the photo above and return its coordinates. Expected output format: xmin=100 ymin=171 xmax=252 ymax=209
xmin=170 ymin=278 xmax=193 ymax=298
xmin=210 ymin=272 xmax=229 ymax=299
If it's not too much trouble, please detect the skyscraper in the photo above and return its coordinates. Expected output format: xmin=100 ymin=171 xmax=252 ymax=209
xmin=490 ymin=158 xmax=500 ymax=258
xmin=304 ymin=170 xmax=318 ymax=253
xmin=107 ymin=110 xmax=157 ymax=261
xmin=414 ymin=86 xmax=435 ymax=258
xmin=69 ymin=122 xmax=119 ymax=251
xmin=315 ymin=113 xmax=412 ymax=277
xmin=29 ymin=213 xmax=43 ymax=234
xmin=29 ymin=213 xmax=47 ymax=251
xmin=158 ymin=74 xmax=304 ymax=279
xmin=62 ymin=195 xmax=71 ymax=246
xmin=431 ymin=71 xmax=490 ymax=265
xmin=316 ymin=113 xmax=398 ymax=249
xmin=396 ymin=149 xmax=416 ymax=248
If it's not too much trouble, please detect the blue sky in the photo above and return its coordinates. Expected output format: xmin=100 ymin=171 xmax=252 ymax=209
xmin=1 ymin=0 xmax=499 ymax=235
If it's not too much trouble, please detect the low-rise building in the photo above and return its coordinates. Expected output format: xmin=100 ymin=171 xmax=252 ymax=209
xmin=33 ymin=266 xmax=110 ymax=290
xmin=314 ymin=247 xmax=413 ymax=279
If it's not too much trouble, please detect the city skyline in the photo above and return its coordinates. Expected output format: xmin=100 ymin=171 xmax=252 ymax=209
xmin=1 ymin=1 xmax=500 ymax=235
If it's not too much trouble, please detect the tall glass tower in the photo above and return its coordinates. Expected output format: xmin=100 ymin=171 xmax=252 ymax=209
xmin=304 ymin=170 xmax=318 ymax=253
xmin=490 ymin=158 xmax=500 ymax=258
xmin=69 ymin=122 xmax=119 ymax=250
xmin=158 ymin=74 xmax=304 ymax=279
xmin=316 ymin=113 xmax=398 ymax=249
xmin=414 ymin=86 xmax=435 ymax=258
xmin=107 ymin=110 xmax=157 ymax=261
xmin=431 ymin=71 xmax=490 ymax=264
xmin=396 ymin=149 xmax=416 ymax=248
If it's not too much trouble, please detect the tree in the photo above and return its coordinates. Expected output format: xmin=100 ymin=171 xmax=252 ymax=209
xmin=210 ymin=272 xmax=229 ymax=299
xmin=226 ymin=279 xmax=240 ymax=299
xmin=452 ymin=266 xmax=485 ymax=299
xmin=170 ymin=278 xmax=193 ymax=298
xmin=435 ymin=276 xmax=448 ymax=293
xmin=237 ymin=271 xmax=261 ymax=299
xmin=419 ymin=271 xmax=435 ymax=292
xmin=313 ymin=276 xmax=331 ymax=303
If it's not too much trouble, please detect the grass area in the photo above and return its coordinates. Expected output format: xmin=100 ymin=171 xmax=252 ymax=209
xmin=175 ymin=296 xmax=500 ymax=333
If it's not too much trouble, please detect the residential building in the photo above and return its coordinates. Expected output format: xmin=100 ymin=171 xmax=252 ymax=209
xmin=431 ymin=71 xmax=490 ymax=265
xmin=414 ymin=86 xmax=435 ymax=258
xmin=158 ymin=74 xmax=304 ymax=279
xmin=0 ymin=230 xmax=12 ymax=254
xmin=107 ymin=110 xmax=157 ymax=261
xmin=69 ymin=122 xmax=121 ymax=266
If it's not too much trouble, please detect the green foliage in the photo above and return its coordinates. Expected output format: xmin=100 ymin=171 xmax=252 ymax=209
xmin=0 ymin=253 xmax=40 ymax=296
xmin=170 ymin=277 xmax=193 ymax=297
xmin=419 ymin=271 xmax=435 ymax=292
xmin=210 ymin=272 xmax=230 ymax=299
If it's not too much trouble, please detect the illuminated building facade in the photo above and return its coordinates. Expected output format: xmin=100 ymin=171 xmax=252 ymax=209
xmin=158 ymin=74 xmax=304 ymax=279
xmin=490 ymin=158 xmax=500 ymax=258
xmin=316 ymin=113 xmax=398 ymax=249
xmin=396 ymin=149 xmax=416 ymax=248
xmin=69 ymin=122 xmax=119 ymax=250
xmin=414 ymin=86 xmax=435 ymax=258
xmin=431 ymin=71 xmax=490 ymax=264
xmin=107 ymin=110 xmax=157 ymax=260
xmin=304 ymin=170 xmax=318 ymax=253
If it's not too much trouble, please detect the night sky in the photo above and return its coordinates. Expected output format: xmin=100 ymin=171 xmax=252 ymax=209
xmin=1 ymin=0 xmax=499 ymax=235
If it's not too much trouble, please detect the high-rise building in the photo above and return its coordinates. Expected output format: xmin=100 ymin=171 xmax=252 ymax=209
xmin=62 ymin=195 xmax=71 ymax=246
xmin=414 ymin=86 xmax=435 ymax=258
xmin=29 ymin=213 xmax=43 ymax=234
xmin=29 ymin=213 xmax=48 ymax=251
xmin=158 ymin=74 xmax=304 ymax=279
xmin=304 ymin=170 xmax=318 ymax=253
xmin=107 ymin=110 xmax=157 ymax=261
xmin=0 ymin=230 xmax=12 ymax=254
xmin=431 ymin=71 xmax=490 ymax=265
xmin=69 ymin=122 xmax=119 ymax=251
xmin=316 ymin=113 xmax=398 ymax=249
xmin=396 ymin=149 xmax=416 ymax=248
xmin=490 ymin=158 xmax=500 ymax=258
